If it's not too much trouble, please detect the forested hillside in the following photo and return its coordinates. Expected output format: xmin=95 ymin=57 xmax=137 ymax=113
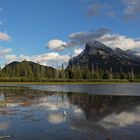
xmin=0 ymin=61 xmax=56 ymax=80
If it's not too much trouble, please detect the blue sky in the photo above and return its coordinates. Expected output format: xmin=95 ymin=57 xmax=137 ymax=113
xmin=0 ymin=0 xmax=140 ymax=67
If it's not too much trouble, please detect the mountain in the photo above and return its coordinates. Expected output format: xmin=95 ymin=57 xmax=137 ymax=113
xmin=1 ymin=60 xmax=56 ymax=78
xmin=66 ymin=41 xmax=140 ymax=74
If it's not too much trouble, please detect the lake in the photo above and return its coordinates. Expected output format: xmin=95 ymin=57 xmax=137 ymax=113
xmin=0 ymin=83 xmax=140 ymax=140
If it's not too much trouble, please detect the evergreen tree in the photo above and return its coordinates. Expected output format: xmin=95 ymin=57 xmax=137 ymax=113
xmin=102 ymin=70 xmax=110 ymax=79
xmin=109 ymin=67 xmax=113 ymax=79
xmin=131 ymin=66 xmax=135 ymax=80
xmin=60 ymin=63 xmax=65 ymax=79
xmin=84 ymin=65 xmax=90 ymax=79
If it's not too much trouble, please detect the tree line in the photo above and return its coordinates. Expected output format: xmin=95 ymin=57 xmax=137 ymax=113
xmin=0 ymin=61 xmax=139 ymax=82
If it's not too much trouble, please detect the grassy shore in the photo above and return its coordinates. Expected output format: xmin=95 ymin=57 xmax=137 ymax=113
xmin=0 ymin=77 xmax=139 ymax=85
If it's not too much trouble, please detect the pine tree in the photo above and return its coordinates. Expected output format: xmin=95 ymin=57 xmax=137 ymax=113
xmin=93 ymin=66 xmax=100 ymax=79
xmin=131 ymin=66 xmax=135 ymax=80
xmin=85 ymin=65 xmax=90 ymax=79
xmin=60 ymin=63 xmax=65 ymax=79
xmin=109 ymin=67 xmax=113 ymax=79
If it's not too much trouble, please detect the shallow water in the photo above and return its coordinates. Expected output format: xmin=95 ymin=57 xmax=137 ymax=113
xmin=28 ymin=83 xmax=140 ymax=95
xmin=0 ymin=84 xmax=140 ymax=140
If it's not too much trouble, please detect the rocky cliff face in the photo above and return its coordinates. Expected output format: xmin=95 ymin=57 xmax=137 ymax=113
xmin=67 ymin=41 xmax=140 ymax=73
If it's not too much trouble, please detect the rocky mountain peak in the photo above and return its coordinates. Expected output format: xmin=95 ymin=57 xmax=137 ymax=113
xmin=85 ymin=41 xmax=113 ymax=55
xmin=66 ymin=41 xmax=140 ymax=74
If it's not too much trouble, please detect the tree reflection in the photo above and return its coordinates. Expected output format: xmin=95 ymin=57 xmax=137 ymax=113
xmin=67 ymin=93 xmax=140 ymax=122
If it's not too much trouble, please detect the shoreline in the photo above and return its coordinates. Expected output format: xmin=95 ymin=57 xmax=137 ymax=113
xmin=0 ymin=81 xmax=138 ymax=85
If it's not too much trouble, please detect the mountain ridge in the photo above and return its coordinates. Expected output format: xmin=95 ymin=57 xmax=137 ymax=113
xmin=67 ymin=41 xmax=140 ymax=74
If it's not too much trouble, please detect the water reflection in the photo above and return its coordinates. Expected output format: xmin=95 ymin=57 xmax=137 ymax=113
xmin=29 ymin=83 xmax=140 ymax=95
xmin=48 ymin=112 xmax=65 ymax=124
xmin=98 ymin=108 xmax=140 ymax=129
xmin=0 ymin=122 xmax=10 ymax=131
xmin=0 ymin=86 xmax=140 ymax=140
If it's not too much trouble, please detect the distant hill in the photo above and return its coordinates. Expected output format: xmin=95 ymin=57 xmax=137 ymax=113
xmin=1 ymin=60 xmax=56 ymax=78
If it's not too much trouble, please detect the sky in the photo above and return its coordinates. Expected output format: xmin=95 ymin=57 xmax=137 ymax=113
xmin=0 ymin=0 xmax=140 ymax=68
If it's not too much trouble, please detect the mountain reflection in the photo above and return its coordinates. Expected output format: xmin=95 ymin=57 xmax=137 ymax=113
xmin=67 ymin=93 xmax=140 ymax=130
xmin=0 ymin=86 xmax=140 ymax=131
xmin=68 ymin=93 xmax=140 ymax=121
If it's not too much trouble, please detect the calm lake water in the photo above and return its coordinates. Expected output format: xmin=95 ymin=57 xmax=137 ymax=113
xmin=0 ymin=84 xmax=140 ymax=140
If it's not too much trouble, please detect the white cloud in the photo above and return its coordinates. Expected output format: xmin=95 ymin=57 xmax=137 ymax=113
xmin=4 ymin=52 xmax=70 ymax=68
xmin=0 ymin=32 xmax=11 ymax=41
xmin=0 ymin=48 xmax=12 ymax=57
xmin=98 ymin=34 xmax=140 ymax=50
xmin=37 ymin=52 xmax=69 ymax=61
xmin=47 ymin=39 xmax=66 ymax=50
xmin=19 ymin=54 xmax=30 ymax=61
xmin=5 ymin=54 xmax=17 ymax=62
xmin=74 ymin=48 xmax=83 ymax=56
xmin=19 ymin=52 xmax=70 ymax=64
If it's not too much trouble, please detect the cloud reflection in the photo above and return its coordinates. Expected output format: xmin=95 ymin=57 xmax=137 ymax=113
xmin=48 ymin=112 xmax=65 ymax=124
xmin=98 ymin=106 xmax=140 ymax=129
xmin=37 ymin=96 xmax=85 ymax=124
